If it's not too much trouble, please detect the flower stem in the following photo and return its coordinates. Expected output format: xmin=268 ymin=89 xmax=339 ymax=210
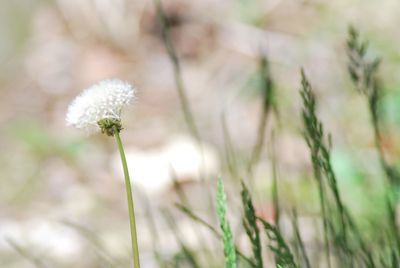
xmin=114 ymin=130 xmax=141 ymax=268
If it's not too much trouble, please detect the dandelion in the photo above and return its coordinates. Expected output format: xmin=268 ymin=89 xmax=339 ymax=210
xmin=66 ymin=79 xmax=141 ymax=268
xmin=66 ymin=79 xmax=135 ymax=135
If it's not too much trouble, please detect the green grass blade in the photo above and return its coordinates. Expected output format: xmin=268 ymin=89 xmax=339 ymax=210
xmin=241 ymin=181 xmax=263 ymax=267
xmin=258 ymin=217 xmax=297 ymax=268
xmin=176 ymin=203 xmax=256 ymax=267
xmin=216 ymin=177 xmax=237 ymax=268
xmin=247 ymin=54 xmax=275 ymax=175
xmin=290 ymin=209 xmax=311 ymax=268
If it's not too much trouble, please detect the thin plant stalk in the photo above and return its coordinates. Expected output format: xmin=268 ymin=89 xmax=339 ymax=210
xmin=300 ymin=70 xmax=332 ymax=268
xmin=170 ymin=170 xmax=217 ymax=264
xmin=247 ymin=100 xmax=269 ymax=175
xmin=346 ymin=27 xmax=400 ymax=257
xmin=216 ymin=177 xmax=237 ymax=268
xmin=175 ymin=203 xmax=256 ymax=267
xmin=154 ymin=0 xmax=218 ymax=220
xmin=162 ymin=209 xmax=200 ymax=268
xmin=142 ymin=193 xmax=167 ymax=268
xmin=7 ymin=238 xmax=49 ymax=268
xmin=247 ymin=55 xmax=274 ymax=176
xmin=241 ymin=181 xmax=263 ymax=267
xmin=115 ymin=130 xmax=141 ymax=268
xmin=61 ymin=220 xmax=123 ymax=266
xmin=317 ymin=176 xmax=332 ymax=268
xmin=291 ymin=209 xmax=311 ymax=268
xmin=270 ymin=130 xmax=280 ymax=229
xmin=154 ymin=0 xmax=200 ymax=142
xmin=347 ymin=27 xmax=400 ymax=186
xmin=221 ymin=112 xmax=239 ymax=179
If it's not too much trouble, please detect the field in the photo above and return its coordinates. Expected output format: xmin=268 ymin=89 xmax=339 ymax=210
xmin=1 ymin=1 xmax=400 ymax=267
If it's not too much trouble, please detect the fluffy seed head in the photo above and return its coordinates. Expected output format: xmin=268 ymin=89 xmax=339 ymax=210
xmin=66 ymin=79 xmax=135 ymax=132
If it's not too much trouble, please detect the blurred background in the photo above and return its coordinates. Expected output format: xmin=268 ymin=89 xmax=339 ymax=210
xmin=1 ymin=0 xmax=400 ymax=267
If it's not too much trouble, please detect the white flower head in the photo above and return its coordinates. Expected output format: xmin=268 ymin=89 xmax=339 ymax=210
xmin=66 ymin=79 xmax=135 ymax=134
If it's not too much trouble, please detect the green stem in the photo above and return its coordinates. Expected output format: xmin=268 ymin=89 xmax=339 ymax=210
xmin=114 ymin=130 xmax=141 ymax=268
xmin=154 ymin=0 xmax=201 ymax=143
xmin=318 ymin=180 xmax=331 ymax=268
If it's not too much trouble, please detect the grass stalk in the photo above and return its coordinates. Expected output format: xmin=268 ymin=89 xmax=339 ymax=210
xmin=258 ymin=217 xmax=298 ymax=268
xmin=316 ymin=176 xmax=332 ymax=268
xmin=61 ymin=220 xmax=123 ymax=266
xmin=154 ymin=0 xmax=201 ymax=142
xmin=6 ymin=238 xmax=49 ymax=268
xmin=171 ymin=171 xmax=217 ymax=264
xmin=142 ymin=193 xmax=168 ymax=268
xmin=241 ymin=181 xmax=263 ymax=267
xmin=270 ymin=130 xmax=280 ymax=228
xmin=346 ymin=26 xmax=400 ymax=257
xmin=347 ymin=26 xmax=400 ymax=186
xmin=247 ymin=55 xmax=274 ymax=176
xmin=300 ymin=70 xmax=332 ymax=268
xmin=175 ymin=203 xmax=256 ymax=267
xmin=221 ymin=112 xmax=240 ymax=179
xmin=216 ymin=177 xmax=237 ymax=268
xmin=154 ymin=0 xmax=216 ymax=223
xmin=162 ymin=209 xmax=200 ymax=268
xmin=290 ymin=209 xmax=311 ymax=268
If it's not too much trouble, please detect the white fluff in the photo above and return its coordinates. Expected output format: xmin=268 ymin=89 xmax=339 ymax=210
xmin=66 ymin=79 xmax=135 ymax=132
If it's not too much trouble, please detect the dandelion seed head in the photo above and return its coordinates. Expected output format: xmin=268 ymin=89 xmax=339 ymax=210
xmin=66 ymin=79 xmax=135 ymax=132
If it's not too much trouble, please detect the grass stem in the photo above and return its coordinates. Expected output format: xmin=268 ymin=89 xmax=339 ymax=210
xmin=154 ymin=0 xmax=201 ymax=142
